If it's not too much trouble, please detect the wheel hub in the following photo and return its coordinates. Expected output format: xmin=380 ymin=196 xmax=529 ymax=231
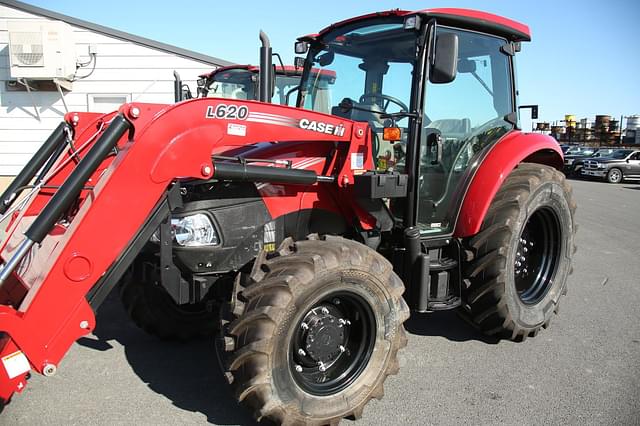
xmin=514 ymin=207 xmax=561 ymax=305
xmin=302 ymin=305 xmax=346 ymax=363
xmin=514 ymin=235 xmax=534 ymax=278
xmin=289 ymin=292 xmax=375 ymax=396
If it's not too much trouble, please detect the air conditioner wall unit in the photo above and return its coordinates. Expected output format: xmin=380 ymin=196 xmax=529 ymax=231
xmin=7 ymin=20 xmax=76 ymax=80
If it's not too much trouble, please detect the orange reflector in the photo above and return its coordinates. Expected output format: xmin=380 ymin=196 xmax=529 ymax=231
xmin=383 ymin=127 xmax=401 ymax=142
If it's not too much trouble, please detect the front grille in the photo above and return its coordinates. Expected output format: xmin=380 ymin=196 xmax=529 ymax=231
xmin=584 ymin=160 xmax=599 ymax=169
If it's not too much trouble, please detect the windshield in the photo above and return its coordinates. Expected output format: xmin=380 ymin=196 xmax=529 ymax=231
xmin=610 ymin=149 xmax=633 ymax=159
xmin=299 ymin=19 xmax=417 ymax=121
xmin=593 ymin=149 xmax=614 ymax=157
xmin=205 ymin=68 xmax=257 ymax=100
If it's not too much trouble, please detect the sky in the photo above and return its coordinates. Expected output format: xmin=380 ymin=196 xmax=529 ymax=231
xmin=23 ymin=0 xmax=640 ymax=130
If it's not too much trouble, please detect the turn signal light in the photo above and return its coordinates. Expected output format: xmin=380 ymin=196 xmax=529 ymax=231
xmin=383 ymin=127 xmax=401 ymax=142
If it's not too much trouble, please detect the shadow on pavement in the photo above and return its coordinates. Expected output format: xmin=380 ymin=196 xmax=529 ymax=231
xmin=79 ymin=292 xmax=257 ymax=426
xmin=623 ymin=186 xmax=640 ymax=190
xmin=404 ymin=310 xmax=499 ymax=344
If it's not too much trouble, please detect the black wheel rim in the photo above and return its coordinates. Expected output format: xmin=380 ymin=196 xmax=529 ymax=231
xmin=289 ymin=291 xmax=376 ymax=396
xmin=514 ymin=207 xmax=562 ymax=305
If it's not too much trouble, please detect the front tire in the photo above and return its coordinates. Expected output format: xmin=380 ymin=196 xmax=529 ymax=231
xmin=120 ymin=261 xmax=219 ymax=341
xmin=606 ymin=167 xmax=623 ymax=184
xmin=220 ymin=235 xmax=409 ymax=424
xmin=462 ymin=163 xmax=576 ymax=341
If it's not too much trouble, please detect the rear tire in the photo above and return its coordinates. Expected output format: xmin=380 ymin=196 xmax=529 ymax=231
xmin=120 ymin=262 xmax=219 ymax=341
xmin=606 ymin=167 xmax=623 ymax=184
xmin=462 ymin=163 xmax=576 ymax=341
xmin=219 ymin=235 xmax=409 ymax=424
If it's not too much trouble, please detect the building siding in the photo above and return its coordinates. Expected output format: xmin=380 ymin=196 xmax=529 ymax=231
xmin=0 ymin=4 xmax=227 ymax=176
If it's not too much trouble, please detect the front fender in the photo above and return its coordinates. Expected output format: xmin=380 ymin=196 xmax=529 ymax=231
xmin=454 ymin=131 xmax=563 ymax=237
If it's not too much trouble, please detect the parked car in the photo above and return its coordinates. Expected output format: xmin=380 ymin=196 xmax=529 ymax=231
xmin=564 ymin=146 xmax=591 ymax=156
xmin=582 ymin=149 xmax=640 ymax=183
xmin=559 ymin=144 xmax=572 ymax=154
xmin=564 ymin=148 xmax=616 ymax=177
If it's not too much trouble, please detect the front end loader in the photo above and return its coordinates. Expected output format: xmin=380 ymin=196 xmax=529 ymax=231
xmin=0 ymin=8 xmax=575 ymax=424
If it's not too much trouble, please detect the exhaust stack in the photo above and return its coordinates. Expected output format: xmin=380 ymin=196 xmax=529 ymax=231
xmin=259 ymin=30 xmax=273 ymax=102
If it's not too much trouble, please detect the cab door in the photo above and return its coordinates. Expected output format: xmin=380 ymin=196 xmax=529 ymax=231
xmin=417 ymin=27 xmax=516 ymax=235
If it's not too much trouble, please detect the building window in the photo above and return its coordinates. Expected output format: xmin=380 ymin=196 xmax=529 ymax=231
xmin=87 ymin=94 xmax=131 ymax=113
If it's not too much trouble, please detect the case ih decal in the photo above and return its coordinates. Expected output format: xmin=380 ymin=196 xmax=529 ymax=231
xmin=299 ymin=118 xmax=346 ymax=136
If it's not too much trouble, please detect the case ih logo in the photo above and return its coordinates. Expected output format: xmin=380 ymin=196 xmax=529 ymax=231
xmin=299 ymin=118 xmax=345 ymax=137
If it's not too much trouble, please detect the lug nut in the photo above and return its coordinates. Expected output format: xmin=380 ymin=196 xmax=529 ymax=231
xmin=295 ymin=365 xmax=303 ymax=372
xmin=301 ymin=322 xmax=309 ymax=330
xmin=318 ymin=362 xmax=326 ymax=372
xmin=515 ymin=261 xmax=522 ymax=267
xmin=298 ymin=349 xmax=306 ymax=356
xmin=523 ymin=247 xmax=528 ymax=253
xmin=332 ymin=298 xmax=341 ymax=305
xmin=339 ymin=345 xmax=346 ymax=353
xmin=321 ymin=307 xmax=329 ymax=315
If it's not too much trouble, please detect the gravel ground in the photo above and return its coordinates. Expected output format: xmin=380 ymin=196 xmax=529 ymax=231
xmin=2 ymin=178 xmax=639 ymax=425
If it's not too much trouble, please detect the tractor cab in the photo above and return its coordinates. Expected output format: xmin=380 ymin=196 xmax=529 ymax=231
xmin=197 ymin=65 xmax=336 ymax=107
xmin=296 ymin=10 xmax=527 ymax=236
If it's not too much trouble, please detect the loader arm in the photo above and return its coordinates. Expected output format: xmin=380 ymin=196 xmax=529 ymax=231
xmin=0 ymin=98 xmax=373 ymax=404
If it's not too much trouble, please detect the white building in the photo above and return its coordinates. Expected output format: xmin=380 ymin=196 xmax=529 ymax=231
xmin=0 ymin=0 xmax=232 ymax=190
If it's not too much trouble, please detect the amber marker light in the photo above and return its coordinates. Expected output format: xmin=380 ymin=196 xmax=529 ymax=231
xmin=383 ymin=127 xmax=402 ymax=142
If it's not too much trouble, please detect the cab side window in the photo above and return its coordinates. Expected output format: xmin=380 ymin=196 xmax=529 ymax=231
xmin=417 ymin=27 xmax=515 ymax=233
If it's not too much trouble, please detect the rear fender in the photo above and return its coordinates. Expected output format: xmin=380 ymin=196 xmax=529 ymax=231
xmin=454 ymin=131 xmax=563 ymax=237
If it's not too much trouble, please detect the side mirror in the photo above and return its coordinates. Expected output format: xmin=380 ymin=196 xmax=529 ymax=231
xmin=318 ymin=51 xmax=334 ymax=67
xmin=519 ymin=104 xmax=539 ymax=120
xmin=430 ymin=33 xmax=458 ymax=84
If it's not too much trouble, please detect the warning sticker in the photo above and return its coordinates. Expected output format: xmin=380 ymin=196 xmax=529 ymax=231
xmin=2 ymin=350 xmax=30 ymax=379
xmin=351 ymin=152 xmax=364 ymax=170
xmin=227 ymin=123 xmax=247 ymax=137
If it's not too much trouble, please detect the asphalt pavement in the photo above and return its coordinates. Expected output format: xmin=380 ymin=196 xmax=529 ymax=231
xmin=3 ymin=178 xmax=639 ymax=425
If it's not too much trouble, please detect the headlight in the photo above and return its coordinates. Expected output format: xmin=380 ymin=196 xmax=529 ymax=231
xmin=151 ymin=213 xmax=220 ymax=247
xmin=597 ymin=163 xmax=606 ymax=169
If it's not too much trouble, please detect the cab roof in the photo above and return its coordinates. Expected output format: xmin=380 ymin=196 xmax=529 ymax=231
xmin=199 ymin=65 xmax=336 ymax=80
xmin=303 ymin=8 xmax=531 ymax=43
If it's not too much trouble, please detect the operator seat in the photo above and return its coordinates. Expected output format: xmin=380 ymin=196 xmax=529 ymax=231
xmin=231 ymin=88 xmax=248 ymax=100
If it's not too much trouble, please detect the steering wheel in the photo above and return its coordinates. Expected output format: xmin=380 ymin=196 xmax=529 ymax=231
xmin=359 ymin=93 xmax=409 ymax=113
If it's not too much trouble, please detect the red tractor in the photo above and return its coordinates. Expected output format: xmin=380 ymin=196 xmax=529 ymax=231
xmin=195 ymin=64 xmax=335 ymax=108
xmin=0 ymin=8 xmax=575 ymax=424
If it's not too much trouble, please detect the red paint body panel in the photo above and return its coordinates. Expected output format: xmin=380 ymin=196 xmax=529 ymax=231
xmin=423 ymin=8 xmax=530 ymax=41
xmin=313 ymin=8 xmax=530 ymax=41
xmin=454 ymin=131 xmax=563 ymax=237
